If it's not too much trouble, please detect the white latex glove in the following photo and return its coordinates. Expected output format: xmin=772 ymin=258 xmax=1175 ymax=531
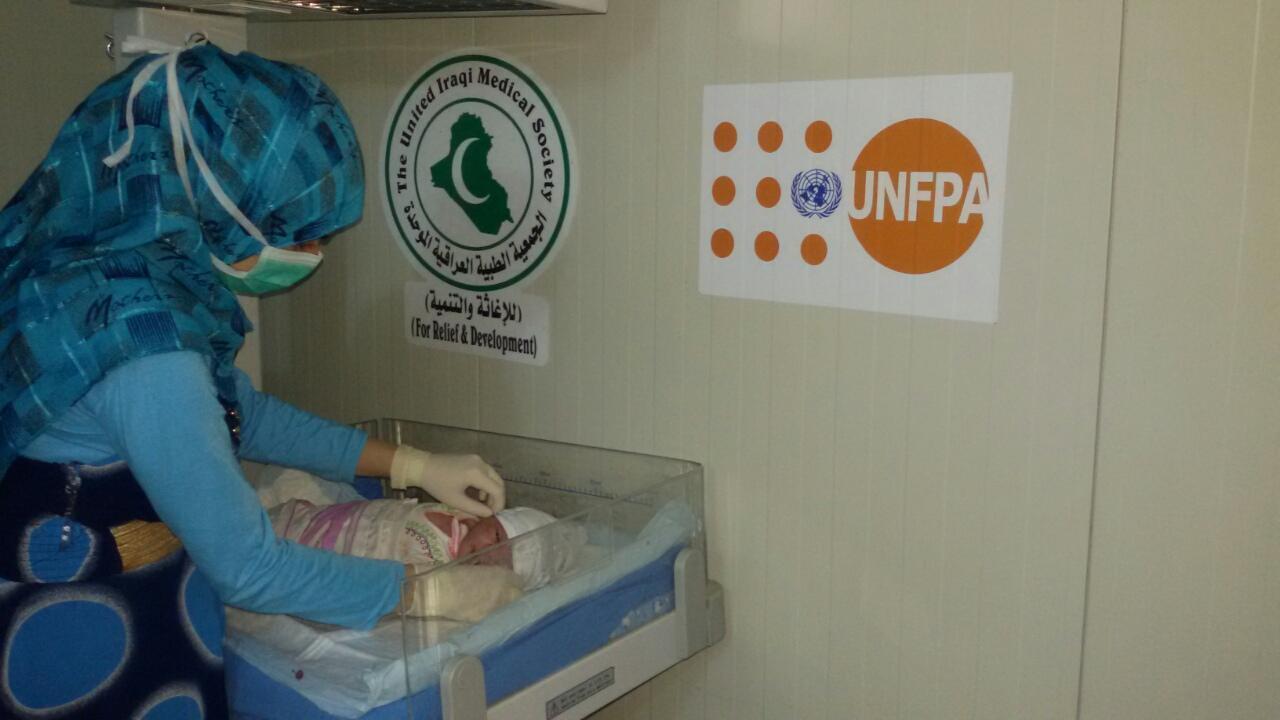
xmin=389 ymin=446 xmax=505 ymax=516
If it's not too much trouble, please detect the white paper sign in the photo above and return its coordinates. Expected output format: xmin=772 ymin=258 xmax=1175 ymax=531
xmin=404 ymin=280 xmax=549 ymax=366
xmin=700 ymin=73 xmax=1012 ymax=323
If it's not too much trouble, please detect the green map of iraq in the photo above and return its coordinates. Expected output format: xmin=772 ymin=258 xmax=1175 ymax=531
xmin=430 ymin=113 xmax=513 ymax=235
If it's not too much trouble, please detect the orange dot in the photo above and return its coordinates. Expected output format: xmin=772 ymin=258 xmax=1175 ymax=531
xmin=714 ymin=122 xmax=737 ymax=152
xmin=757 ymin=122 xmax=783 ymax=153
xmin=805 ymin=121 xmax=832 ymax=153
xmin=801 ymin=234 xmax=827 ymax=265
xmin=755 ymin=231 xmax=779 ymax=262
xmin=711 ymin=229 xmax=734 ymax=258
xmin=711 ymin=176 xmax=736 ymax=206
xmin=756 ymin=177 xmax=781 ymax=208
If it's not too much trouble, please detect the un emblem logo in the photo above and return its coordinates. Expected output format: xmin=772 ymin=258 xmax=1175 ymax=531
xmin=790 ymin=169 xmax=842 ymax=219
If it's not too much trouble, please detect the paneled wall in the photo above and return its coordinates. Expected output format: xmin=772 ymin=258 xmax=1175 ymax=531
xmin=1080 ymin=3 xmax=1280 ymax=719
xmin=0 ymin=2 xmax=114 ymax=200
xmin=4 ymin=1 xmax=1277 ymax=718
xmin=253 ymin=1 xmax=1121 ymax=718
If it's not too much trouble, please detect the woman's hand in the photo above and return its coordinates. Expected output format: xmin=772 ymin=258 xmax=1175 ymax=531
xmin=395 ymin=563 xmax=523 ymax=621
xmin=395 ymin=563 xmax=416 ymax=615
xmin=390 ymin=446 xmax=505 ymax=517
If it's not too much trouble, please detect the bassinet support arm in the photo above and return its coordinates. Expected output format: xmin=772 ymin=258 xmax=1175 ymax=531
xmin=441 ymin=654 xmax=486 ymax=720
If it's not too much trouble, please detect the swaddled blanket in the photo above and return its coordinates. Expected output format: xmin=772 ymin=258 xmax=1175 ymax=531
xmin=269 ymin=498 xmax=530 ymax=621
xmin=269 ymin=497 xmax=460 ymax=565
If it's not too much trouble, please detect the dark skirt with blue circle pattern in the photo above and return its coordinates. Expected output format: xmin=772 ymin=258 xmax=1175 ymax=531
xmin=0 ymin=457 xmax=227 ymax=719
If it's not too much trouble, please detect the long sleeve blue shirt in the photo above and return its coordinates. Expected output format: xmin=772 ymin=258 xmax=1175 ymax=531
xmin=20 ymin=350 xmax=403 ymax=630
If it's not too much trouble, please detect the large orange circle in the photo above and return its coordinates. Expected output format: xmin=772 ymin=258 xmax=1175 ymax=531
xmin=757 ymin=122 xmax=783 ymax=153
xmin=711 ymin=228 xmax=734 ymax=258
xmin=755 ymin=231 xmax=779 ymax=262
xmin=848 ymin=118 xmax=987 ymax=275
xmin=714 ymin=122 xmax=737 ymax=152
xmin=756 ymin=177 xmax=781 ymax=208
xmin=712 ymin=176 xmax=736 ymax=206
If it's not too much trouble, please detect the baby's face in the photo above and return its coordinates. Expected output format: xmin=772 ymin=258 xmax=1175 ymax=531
xmin=455 ymin=516 xmax=511 ymax=567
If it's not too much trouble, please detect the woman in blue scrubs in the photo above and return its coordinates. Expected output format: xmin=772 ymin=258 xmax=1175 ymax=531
xmin=0 ymin=42 xmax=503 ymax=719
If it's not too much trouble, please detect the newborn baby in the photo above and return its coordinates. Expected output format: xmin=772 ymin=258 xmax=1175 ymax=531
xmin=267 ymin=499 xmax=582 ymax=590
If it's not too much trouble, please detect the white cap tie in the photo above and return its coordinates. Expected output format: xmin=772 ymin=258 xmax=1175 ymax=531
xmin=102 ymin=36 xmax=268 ymax=275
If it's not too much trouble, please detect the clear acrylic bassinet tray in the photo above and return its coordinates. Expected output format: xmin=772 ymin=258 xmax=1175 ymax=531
xmin=369 ymin=420 xmax=705 ymax=712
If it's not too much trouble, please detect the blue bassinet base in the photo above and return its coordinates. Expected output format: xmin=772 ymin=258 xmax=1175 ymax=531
xmin=227 ymin=546 xmax=681 ymax=720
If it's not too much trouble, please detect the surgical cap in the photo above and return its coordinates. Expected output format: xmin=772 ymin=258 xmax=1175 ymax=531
xmin=0 ymin=43 xmax=364 ymax=473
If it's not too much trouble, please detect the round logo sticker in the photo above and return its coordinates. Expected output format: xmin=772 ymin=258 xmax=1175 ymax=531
xmin=384 ymin=52 xmax=574 ymax=290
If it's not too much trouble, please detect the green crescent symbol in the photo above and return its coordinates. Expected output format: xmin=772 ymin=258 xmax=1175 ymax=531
xmin=452 ymin=137 xmax=490 ymax=205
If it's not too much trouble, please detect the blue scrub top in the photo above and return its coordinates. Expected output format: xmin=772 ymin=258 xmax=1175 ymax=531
xmin=21 ymin=350 xmax=403 ymax=630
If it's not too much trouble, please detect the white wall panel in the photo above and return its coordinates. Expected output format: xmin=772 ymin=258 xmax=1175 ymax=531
xmin=7 ymin=1 xmax=1279 ymax=717
xmin=1 ymin=3 xmax=114 ymax=201
xmin=1080 ymin=3 xmax=1280 ymax=719
xmin=253 ymin=1 xmax=1121 ymax=717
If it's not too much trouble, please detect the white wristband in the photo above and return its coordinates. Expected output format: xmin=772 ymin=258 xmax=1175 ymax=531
xmin=389 ymin=445 xmax=431 ymax=491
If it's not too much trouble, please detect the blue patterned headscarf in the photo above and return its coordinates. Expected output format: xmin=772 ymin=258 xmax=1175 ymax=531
xmin=0 ymin=43 xmax=364 ymax=473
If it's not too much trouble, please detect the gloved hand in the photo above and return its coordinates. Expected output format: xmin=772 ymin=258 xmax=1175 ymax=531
xmin=389 ymin=446 xmax=506 ymax=517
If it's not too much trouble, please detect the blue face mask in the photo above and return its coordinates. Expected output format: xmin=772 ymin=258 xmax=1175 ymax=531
xmin=214 ymin=245 xmax=323 ymax=295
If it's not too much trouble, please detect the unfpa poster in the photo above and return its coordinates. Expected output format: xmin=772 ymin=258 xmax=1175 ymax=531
xmin=700 ymin=73 xmax=1012 ymax=323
